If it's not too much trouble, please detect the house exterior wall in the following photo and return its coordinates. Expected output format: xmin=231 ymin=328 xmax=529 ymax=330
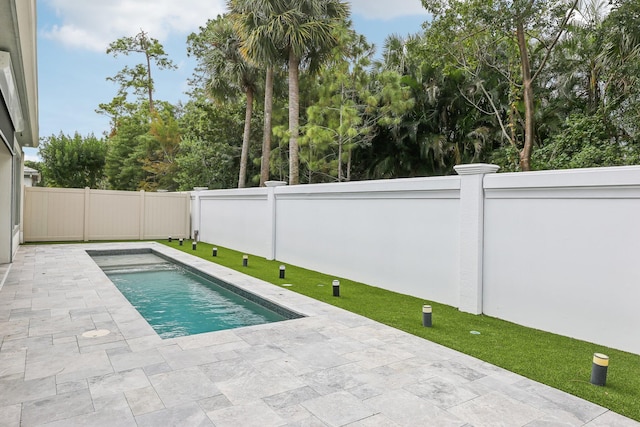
xmin=23 ymin=168 xmax=40 ymax=187
xmin=0 ymin=143 xmax=11 ymax=263
xmin=0 ymin=0 xmax=38 ymax=263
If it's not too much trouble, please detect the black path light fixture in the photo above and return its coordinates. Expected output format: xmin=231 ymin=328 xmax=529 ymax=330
xmin=590 ymin=353 xmax=609 ymax=386
xmin=332 ymin=280 xmax=340 ymax=297
xmin=422 ymin=305 xmax=432 ymax=327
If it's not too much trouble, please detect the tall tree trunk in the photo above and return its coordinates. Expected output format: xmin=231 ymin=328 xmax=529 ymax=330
xmin=338 ymin=86 xmax=344 ymax=182
xmin=260 ymin=67 xmax=274 ymax=186
xmin=238 ymin=88 xmax=254 ymax=188
xmin=288 ymin=53 xmax=300 ymax=185
xmin=142 ymin=30 xmax=154 ymax=114
xmin=145 ymin=52 xmax=154 ymax=113
xmin=516 ymin=20 xmax=534 ymax=171
xmin=589 ymin=61 xmax=599 ymax=114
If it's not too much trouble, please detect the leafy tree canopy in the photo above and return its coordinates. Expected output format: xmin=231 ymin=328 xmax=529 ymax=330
xmin=38 ymin=133 xmax=107 ymax=189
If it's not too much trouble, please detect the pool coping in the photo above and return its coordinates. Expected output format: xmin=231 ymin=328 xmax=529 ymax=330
xmin=84 ymin=242 xmax=328 ymax=346
xmin=86 ymin=247 xmax=306 ymax=327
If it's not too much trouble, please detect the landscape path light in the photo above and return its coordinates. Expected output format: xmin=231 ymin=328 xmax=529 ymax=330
xmin=590 ymin=353 xmax=609 ymax=386
xmin=422 ymin=305 xmax=432 ymax=327
xmin=332 ymin=280 xmax=340 ymax=297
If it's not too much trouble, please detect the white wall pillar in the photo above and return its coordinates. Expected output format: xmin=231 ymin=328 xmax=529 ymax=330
xmin=265 ymin=181 xmax=287 ymax=260
xmin=454 ymin=163 xmax=500 ymax=314
xmin=192 ymin=187 xmax=208 ymax=241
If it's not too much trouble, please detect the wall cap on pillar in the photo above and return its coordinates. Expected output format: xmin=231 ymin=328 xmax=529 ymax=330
xmin=454 ymin=164 xmax=500 ymax=176
xmin=265 ymin=181 xmax=287 ymax=187
xmin=193 ymin=187 xmax=209 ymax=191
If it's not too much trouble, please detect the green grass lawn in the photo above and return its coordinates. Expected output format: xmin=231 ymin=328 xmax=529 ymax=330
xmin=160 ymin=239 xmax=640 ymax=421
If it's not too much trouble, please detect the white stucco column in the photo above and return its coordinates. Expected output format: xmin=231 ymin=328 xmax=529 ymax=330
xmin=192 ymin=187 xmax=208 ymax=241
xmin=454 ymin=163 xmax=500 ymax=314
xmin=265 ymin=181 xmax=287 ymax=260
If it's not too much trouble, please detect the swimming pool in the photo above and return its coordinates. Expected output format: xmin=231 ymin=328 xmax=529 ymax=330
xmin=88 ymin=249 xmax=302 ymax=338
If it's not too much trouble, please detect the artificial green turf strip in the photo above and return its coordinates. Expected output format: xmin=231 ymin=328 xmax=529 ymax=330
xmin=160 ymin=240 xmax=640 ymax=421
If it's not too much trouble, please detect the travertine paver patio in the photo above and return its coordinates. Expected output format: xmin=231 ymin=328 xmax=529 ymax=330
xmin=0 ymin=242 xmax=638 ymax=426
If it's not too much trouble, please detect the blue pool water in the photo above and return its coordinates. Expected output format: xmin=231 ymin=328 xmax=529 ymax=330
xmin=90 ymin=252 xmax=293 ymax=338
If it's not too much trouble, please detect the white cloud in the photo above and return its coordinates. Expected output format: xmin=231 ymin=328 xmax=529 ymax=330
xmin=40 ymin=0 xmax=227 ymax=51
xmin=39 ymin=0 xmax=426 ymax=52
xmin=347 ymin=0 xmax=428 ymax=20
xmin=23 ymin=147 xmax=40 ymax=163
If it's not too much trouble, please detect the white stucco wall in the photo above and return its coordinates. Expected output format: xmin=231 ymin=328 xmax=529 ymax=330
xmin=483 ymin=167 xmax=640 ymax=354
xmin=197 ymin=188 xmax=271 ymax=258
xmin=194 ymin=166 xmax=640 ymax=354
xmin=274 ymin=177 xmax=461 ymax=304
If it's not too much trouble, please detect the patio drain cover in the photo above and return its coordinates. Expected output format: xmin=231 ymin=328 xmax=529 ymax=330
xmin=82 ymin=329 xmax=111 ymax=338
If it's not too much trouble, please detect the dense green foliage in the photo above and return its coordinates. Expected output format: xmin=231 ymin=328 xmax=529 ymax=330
xmin=533 ymin=113 xmax=640 ymax=169
xmin=40 ymin=0 xmax=640 ymax=190
xmin=103 ymin=104 xmax=151 ymax=190
xmin=174 ymin=98 xmax=264 ymax=190
xmin=39 ymin=132 xmax=106 ymax=188
xmin=187 ymin=15 xmax=260 ymax=188
xmin=161 ymin=239 xmax=640 ymax=421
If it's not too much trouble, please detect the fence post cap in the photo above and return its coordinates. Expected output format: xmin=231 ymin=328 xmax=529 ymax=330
xmin=454 ymin=164 xmax=500 ymax=175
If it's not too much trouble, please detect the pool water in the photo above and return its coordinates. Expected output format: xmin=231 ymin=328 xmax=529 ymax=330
xmin=91 ymin=252 xmax=291 ymax=338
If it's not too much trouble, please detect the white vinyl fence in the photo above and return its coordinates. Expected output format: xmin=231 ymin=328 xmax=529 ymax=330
xmin=24 ymin=187 xmax=190 ymax=242
xmin=191 ymin=165 xmax=640 ymax=355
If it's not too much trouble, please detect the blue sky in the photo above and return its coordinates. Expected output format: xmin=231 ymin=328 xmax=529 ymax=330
xmin=28 ymin=0 xmax=429 ymax=161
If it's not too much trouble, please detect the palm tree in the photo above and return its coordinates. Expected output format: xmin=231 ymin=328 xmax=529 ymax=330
xmin=230 ymin=0 xmax=350 ymax=185
xmin=228 ymin=0 xmax=284 ymax=187
xmin=187 ymin=15 xmax=260 ymax=188
xmin=284 ymin=0 xmax=350 ymax=184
